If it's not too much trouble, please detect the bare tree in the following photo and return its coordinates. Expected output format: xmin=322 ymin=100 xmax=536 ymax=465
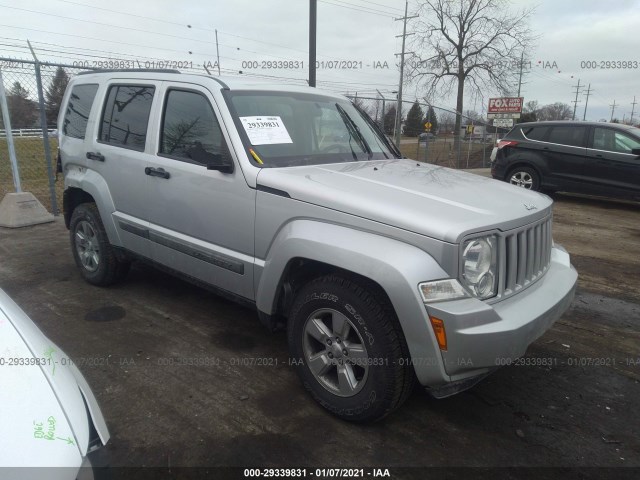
xmin=537 ymin=102 xmax=572 ymax=121
xmin=439 ymin=111 xmax=456 ymax=133
xmin=408 ymin=0 xmax=536 ymax=159
xmin=519 ymin=100 xmax=539 ymax=122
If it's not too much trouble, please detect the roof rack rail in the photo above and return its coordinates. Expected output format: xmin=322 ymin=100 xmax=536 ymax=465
xmin=77 ymin=68 xmax=181 ymax=75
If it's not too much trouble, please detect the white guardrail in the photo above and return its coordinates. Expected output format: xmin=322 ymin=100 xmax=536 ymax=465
xmin=0 ymin=128 xmax=57 ymax=138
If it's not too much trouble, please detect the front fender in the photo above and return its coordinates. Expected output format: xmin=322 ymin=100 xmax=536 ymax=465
xmin=256 ymin=219 xmax=451 ymax=385
xmin=65 ymin=167 xmax=122 ymax=246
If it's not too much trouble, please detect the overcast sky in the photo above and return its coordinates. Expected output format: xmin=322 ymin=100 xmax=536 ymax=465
xmin=1 ymin=0 xmax=639 ymax=122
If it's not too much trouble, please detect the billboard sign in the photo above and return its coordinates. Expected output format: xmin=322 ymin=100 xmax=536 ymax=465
xmin=488 ymin=97 xmax=523 ymax=114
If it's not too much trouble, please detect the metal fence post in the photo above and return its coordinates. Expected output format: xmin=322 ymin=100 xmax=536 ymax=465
xmin=0 ymin=69 xmax=22 ymax=193
xmin=32 ymin=61 xmax=58 ymax=215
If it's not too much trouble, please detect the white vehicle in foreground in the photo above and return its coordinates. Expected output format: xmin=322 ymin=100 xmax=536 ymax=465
xmin=0 ymin=288 xmax=110 ymax=480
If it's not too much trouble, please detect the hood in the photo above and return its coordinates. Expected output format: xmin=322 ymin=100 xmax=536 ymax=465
xmin=257 ymin=159 xmax=552 ymax=243
xmin=0 ymin=289 xmax=109 ymax=467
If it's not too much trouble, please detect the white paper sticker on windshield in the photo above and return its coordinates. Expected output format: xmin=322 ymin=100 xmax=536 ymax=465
xmin=239 ymin=116 xmax=293 ymax=145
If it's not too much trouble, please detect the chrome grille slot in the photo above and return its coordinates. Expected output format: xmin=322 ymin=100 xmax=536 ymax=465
xmin=505 ymin=235 xmax=518 ymax=292
xmin=526 ymin=227 xmax=534 ymax=281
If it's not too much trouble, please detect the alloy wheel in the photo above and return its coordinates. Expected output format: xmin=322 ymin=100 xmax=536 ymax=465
xmin=302 ymin=308 xmax=369 ymax=397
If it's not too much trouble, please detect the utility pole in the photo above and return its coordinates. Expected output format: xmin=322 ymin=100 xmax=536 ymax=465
xmin=571 ymin=78 xmax=581 ymax=120
xmin=610 ymin=100 xmax=617 ymax=122
xmin=631 ymin=96 xmax=637 ymax=125
xmin=309 ymin=0 xmax=317 ymax=87
xmin=393 ymin=0 xmax=418 ymax=147
xmin=517 ymin=52 xmax=525 ymax=97
xmin=583 ymin=84 xmax=592 ymax=121
xmin=214 ymin=29 xmax=221 ymax=75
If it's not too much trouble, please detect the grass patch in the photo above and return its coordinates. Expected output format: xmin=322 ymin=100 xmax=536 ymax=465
xmin=0 ymin=137 xmax=61 ymax=212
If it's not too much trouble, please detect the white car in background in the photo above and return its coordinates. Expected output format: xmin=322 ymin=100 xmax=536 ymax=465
xmin=0 ymin=288 xmax=110 ymax=480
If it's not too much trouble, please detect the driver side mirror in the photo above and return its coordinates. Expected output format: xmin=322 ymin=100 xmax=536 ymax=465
xmin=631 ymin=148 xmax=640 ymax=157
xmin=206 ymin=145 xmax=234 ymax=174
xmin=186 ymin=141 xmax=234 ymax=173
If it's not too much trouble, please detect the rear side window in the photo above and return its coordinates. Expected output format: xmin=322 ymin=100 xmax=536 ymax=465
xmin=547 ymin=126 xmax=587 ymax=147
xmin=62 ymin=84 xmax=98 ymax=139
xmin=159 ymin=89 xmax=225 ymax=163
xmin=521 ymin=126 xmax=548 ymax=141
xmin=593 ymin=127 xmax=640 ymax=153
xmin=100 ymin=85 xmax=155 ymax=151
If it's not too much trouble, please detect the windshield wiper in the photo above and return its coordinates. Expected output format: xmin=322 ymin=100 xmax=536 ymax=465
xmin=352 ymin=103 xmax=400 ymax=159
xmin=335 ymin=103 xmax=373 ymax=159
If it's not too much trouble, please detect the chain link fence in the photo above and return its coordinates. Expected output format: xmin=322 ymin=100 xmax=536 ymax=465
xmin=1 ymin=58 xmax=512 ymax=217
xmin=0 ymin=59 xmax=98 ymax=214
xmin=349 ymin=95 xmax=511 ymax=169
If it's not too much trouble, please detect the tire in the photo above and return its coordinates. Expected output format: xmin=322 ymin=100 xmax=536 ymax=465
xmin=287 ymin=274 xmax=415 ymax=422
xmin=507 ymin=166 xmax=540 ymax=191
xmin=69 ymin=203 xmax=130 ymax=286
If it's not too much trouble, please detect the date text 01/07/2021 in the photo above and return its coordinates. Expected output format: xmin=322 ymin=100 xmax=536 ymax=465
xmin=243 ymin=468 xmax=391 ymax=478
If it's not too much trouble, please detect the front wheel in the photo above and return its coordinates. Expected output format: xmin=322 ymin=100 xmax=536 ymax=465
xmin=69 ymin=203 xmax=130 ymax=286
xmin=508 ymin=166 xmax=540 ymax=191
xmin=287 ymin=274 xmax=415 ymax=422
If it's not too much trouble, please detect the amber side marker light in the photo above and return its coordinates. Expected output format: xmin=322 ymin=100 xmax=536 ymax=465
xmin=429 ymin=316 xmax=448 ymax=351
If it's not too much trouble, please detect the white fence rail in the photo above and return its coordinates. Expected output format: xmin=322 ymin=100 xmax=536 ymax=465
xmin=0 ymin=128 xmax=57 ymax=138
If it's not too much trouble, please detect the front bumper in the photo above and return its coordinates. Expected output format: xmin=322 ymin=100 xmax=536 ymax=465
xmin=425 ymin=246 xmax=577 ymax=382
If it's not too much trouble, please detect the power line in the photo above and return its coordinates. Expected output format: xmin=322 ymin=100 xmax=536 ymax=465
xmin=349 ymin=0 xmax=404 ymax=14
xmin=53 ymin=0 xmax=194 ymax=29
xmin=318 ymin=0 xmax=396 ymax=17
xmin=0 ymin=4 xmax=219 ymax=46
xmin=0 ymin=23 xmax=217 ymax=57
xmin=0 ymin=3 xmax=308 ymax=63
xmin=324 ymin=0 xmax=400 ymax=16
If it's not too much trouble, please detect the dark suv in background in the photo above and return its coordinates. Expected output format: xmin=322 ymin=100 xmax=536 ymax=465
xmin=491 ymin=121 xmax=640 ymax=199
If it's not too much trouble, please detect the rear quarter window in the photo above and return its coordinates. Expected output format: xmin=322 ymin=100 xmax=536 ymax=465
xmin=521 ymin=126 xmax=549 ymax=141
xmin=62 ymin=84 xmax=98 ymax=139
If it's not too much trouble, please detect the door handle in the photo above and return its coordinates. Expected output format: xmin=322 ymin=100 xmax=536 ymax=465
xmin=86 ymin=152 xmax=105 ymax=162
xmin=144 ymin=167 xmax=170 ymax=179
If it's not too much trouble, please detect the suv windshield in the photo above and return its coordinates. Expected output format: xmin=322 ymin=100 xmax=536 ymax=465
xmin=224 ymin=90 xmax=399 ymax=167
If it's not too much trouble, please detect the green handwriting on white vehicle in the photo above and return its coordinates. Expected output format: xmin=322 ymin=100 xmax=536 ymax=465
xmin=58 ymin=71 xmax=577 ymax=422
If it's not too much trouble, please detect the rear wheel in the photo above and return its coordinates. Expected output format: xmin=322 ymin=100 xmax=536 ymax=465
xmin=508 ymin=166 xmax=540 ymax=191
xmin=287 ymin=274 xmax=415 ymax=422
xmin=70 ymin=203 xmax=130 ymax=286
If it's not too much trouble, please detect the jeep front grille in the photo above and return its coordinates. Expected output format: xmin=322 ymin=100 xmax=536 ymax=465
xmin=500 ymin=215 xmax=553 ymax=299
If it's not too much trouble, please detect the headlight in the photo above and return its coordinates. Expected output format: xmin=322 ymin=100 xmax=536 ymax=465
xmin=462 ymin=235 xmax=498 ymax=299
